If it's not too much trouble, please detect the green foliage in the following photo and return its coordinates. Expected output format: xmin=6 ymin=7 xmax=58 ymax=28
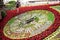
xmin=47 ymin=12 xmax=54 ymax=22
xmin=1 ymin=10 xmax=6 ymax=18
xmin=8 ymin=18 xmax=16 ymax=25
xmin=5 ymin=1 xmax=16 ymax=10
xmin=34 ymin=16 xmax=39 ymax=22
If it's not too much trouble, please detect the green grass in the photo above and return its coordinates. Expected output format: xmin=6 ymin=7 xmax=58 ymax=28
xmin=51 ymin=6 xmax=60 ymax=9
xmin=47 ymin=12 xmax=54 ymax=22
xmin=51 ymin=6 xmax=60 ymax=12
xmin=8 ymin=18 xmax=16 ymax=25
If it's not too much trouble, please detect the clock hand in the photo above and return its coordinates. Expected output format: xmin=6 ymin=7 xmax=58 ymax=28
xmin=19 ymin=16 xmax=39 ymax=27
xmin=19 ymin=17 xmax=34 ymax=27
xmin=26 ymin=17 xmax=34 ymax=24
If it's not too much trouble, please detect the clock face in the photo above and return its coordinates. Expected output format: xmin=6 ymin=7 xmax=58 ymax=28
xmin=3 ymin=10 xmax=55 ymax=39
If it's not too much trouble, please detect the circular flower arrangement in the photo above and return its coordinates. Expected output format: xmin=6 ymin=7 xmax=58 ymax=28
xmin=0 ymin=5 xmax=60 ymax=40
xmin=3 ymin=10 xmax=55 ymax=39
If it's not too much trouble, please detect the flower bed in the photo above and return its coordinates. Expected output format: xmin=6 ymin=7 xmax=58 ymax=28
xmin=0 ymin=5 xmax=60 ymax=40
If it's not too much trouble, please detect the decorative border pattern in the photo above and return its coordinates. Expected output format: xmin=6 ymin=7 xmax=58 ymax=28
xmin=0 ymin=5 xmax=60 ymax=40
xmin=44 ymin=26 xmax=60 ymax=40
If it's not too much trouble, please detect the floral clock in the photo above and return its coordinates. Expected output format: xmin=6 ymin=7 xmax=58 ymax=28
xmin=0 ymin=5 xmax=60 ymax=40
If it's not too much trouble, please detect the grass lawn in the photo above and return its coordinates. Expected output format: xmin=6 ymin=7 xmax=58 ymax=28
xmin=50 ymin=5 xmax=60 ymax=13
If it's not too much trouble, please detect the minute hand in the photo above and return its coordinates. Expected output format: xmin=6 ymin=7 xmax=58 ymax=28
xmin=26 ymin=17 xmax=34 ymax=24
